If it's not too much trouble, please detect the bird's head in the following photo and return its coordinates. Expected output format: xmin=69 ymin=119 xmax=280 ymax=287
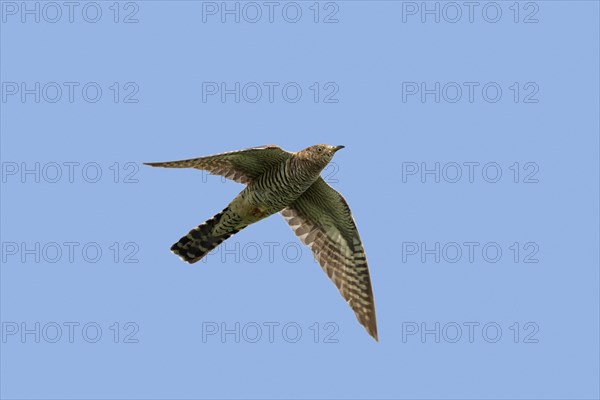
xmin=296 ymin=144 xmax=345 ymax=169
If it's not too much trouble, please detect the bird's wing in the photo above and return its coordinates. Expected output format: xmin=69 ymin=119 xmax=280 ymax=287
xmin=144 ymin=145 xmax=292 ymax=184
xmin=281 ymin=178 xmax=378 ymax=341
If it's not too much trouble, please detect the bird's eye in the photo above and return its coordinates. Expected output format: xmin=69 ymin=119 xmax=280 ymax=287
xmin=317 ymin=147 xmax=323 ymax=152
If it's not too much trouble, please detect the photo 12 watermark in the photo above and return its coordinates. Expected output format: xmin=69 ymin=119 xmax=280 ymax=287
xmin=1 ymin=82 xmax=140 ymax=104
xmin=401 ymin=162 xmax=540 ymax=184
xmin=198 ymin=240 xmax=315 ymax=265
xmin=1 ymin=162 xmax=140 ymax=184
xmin=1 ymin=321 xmax=140 ymax=344
xmin=200 ymin=1 xmax=340 ymax=24
xmin=201 ymin=81 xmax=339 ymax=104
xmin=401 ymin=321 xmax=540 ymax=344
xmin=401 ymin=82 xmax=539 ymax=104
xmin=201 ymin=321 xmax=340 ymax=343
xmin=401 ymin=241 xmax=540 ymax=264
xmin=1 ymin=242 xmax=140 ymax=264
xmin=199 ymin=161 xmax=339 ymax=184
xmin=400 ymin=2 xmax=539 ymax=24
xmin=1 ymin=1 xmax=140 ymax=24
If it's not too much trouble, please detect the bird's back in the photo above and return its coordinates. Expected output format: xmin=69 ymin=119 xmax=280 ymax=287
xmin=242 ymin=156 xmax=322 ymax=216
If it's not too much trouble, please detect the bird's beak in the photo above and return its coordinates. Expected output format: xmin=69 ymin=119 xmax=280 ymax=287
xmin=333 ymin=145 xmax=345 ymax=152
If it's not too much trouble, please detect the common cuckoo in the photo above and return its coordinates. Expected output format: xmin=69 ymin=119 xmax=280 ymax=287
xmin=145 ymin=144 xmax=378 ymax=340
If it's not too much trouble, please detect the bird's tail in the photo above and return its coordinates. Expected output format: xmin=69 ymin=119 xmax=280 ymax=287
xmin=171 ymin=208 xmax=246 ymax=264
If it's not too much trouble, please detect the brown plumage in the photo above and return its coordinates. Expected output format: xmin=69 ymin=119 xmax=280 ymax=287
xmin=145 ymin=144 xmax=378 ymax=340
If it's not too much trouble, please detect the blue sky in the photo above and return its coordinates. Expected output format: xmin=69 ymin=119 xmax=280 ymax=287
xmin=1 ymin=1 xmax=599 ymax=399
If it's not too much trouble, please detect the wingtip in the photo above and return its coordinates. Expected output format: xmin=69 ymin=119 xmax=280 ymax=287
xmin=370 ymin=329 xmax=379 ymax=342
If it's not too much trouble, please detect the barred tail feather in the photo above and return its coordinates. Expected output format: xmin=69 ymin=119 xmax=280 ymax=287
xmin=171 ymin=208 xmax=245 ymax=264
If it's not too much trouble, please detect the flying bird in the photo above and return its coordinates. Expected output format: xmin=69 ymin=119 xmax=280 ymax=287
xmin=145 ymin=144 xmax=378 ymax=340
